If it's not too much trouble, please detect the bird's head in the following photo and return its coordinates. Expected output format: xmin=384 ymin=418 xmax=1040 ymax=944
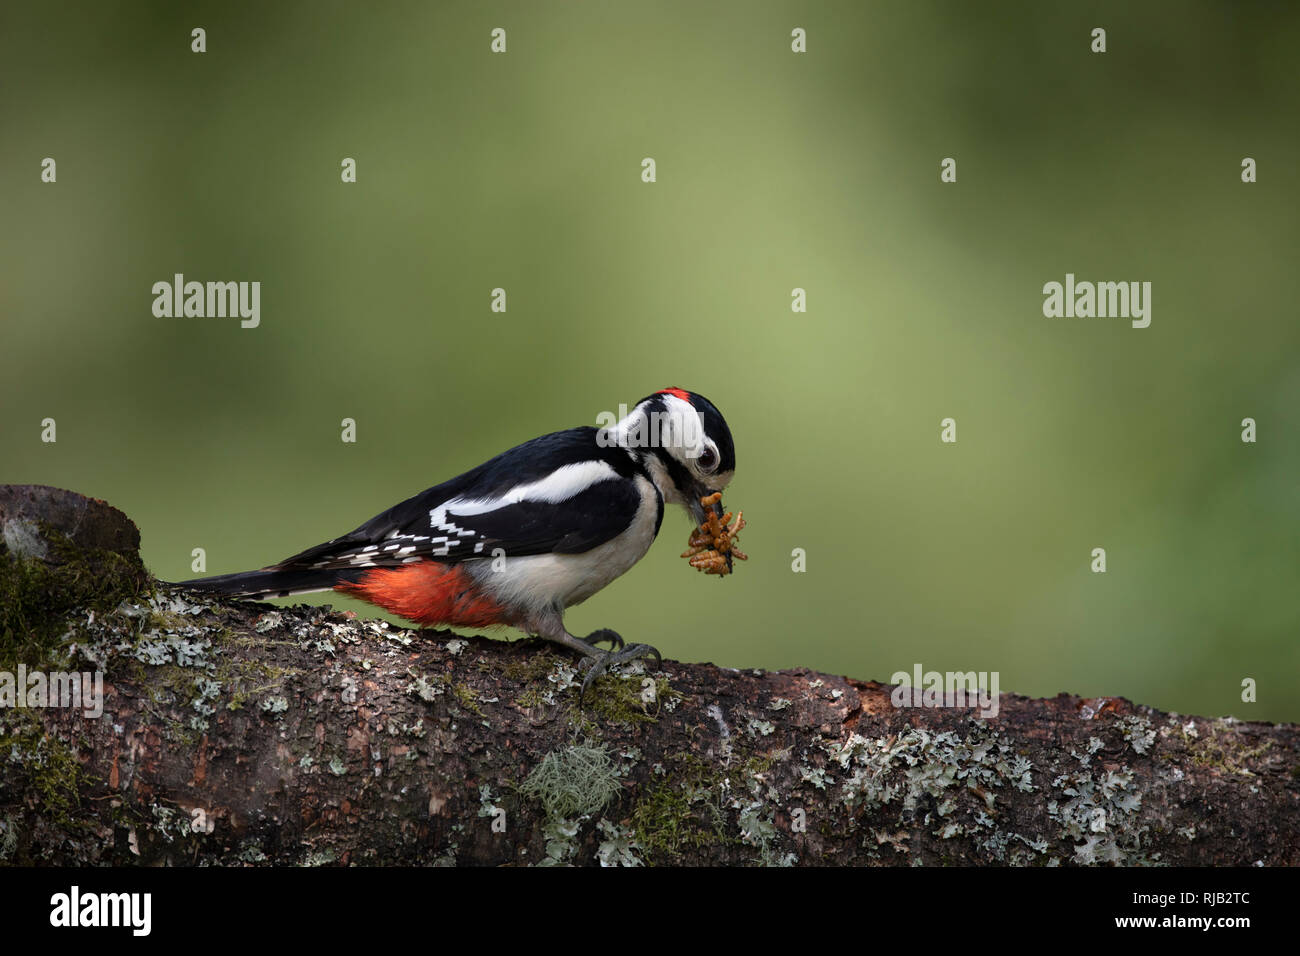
xmin=607 ymin=387 xmax=736 ymax=526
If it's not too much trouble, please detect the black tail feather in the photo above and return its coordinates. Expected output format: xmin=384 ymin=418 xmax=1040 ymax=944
xmin=166 ymin=566 xmax=367 ymax=600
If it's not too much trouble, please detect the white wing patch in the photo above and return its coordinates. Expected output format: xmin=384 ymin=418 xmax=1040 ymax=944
xmin=426 ymin=459 xmax=619 ymax=554
xmin=311 ymin=460 xmax=621 ymax=569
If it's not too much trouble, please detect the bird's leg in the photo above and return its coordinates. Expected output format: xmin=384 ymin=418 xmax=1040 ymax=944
xmin=526 ymin=609 xmax=661 ymax=705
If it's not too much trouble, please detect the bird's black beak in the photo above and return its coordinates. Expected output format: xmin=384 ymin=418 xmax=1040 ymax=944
xmin=687 ymin=485 xmax=714 ymax=527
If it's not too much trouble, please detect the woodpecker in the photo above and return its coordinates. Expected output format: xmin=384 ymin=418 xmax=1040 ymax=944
xmin=176 ymin=388 xmax=737 ymax=699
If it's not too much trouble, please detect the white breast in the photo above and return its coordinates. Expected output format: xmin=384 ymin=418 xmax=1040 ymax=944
xmin=473 ymin=475 xmax=662 ymax=614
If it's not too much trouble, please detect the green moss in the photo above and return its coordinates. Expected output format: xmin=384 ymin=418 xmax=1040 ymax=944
xmin=629 ymin=752 xmax=733 ymax=864
xmin=509 ymin=657 xmax=579 ymax=710
xmin=498 ymin=648 xmax=564 ymax=684
xmin=0 ymin=711 xmax=92 ymax=837
xmin=582 ymin=675 xmax=681 ymax=725
xmin=450 ymin=682 xmax=483 ymax=716
xmin=743 ymin=753 xmax=775 ymax=777
xmin=496 ymin=646 xmax=683 ymax=723
xmin=1187 ymin=724 xmax=1272 ymax=775
xmin=514 ymin=684 xmax=548 ymax=710
xmin=0 ymin=522 xmax=149 ymax=672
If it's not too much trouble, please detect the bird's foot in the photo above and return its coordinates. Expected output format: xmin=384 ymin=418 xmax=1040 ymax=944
xmin=581 ymin=628 xmax=625 ymax=652
xmin=578 ymin=636 xmax=662 ymax=705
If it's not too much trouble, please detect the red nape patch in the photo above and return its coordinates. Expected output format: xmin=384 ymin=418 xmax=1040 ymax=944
xmin=658 ymin=386 xmax=692 ymax=403
xmin=336 ymin=562 xmax=507 ymax=629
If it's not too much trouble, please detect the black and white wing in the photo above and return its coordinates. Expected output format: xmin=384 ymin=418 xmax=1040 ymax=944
xmin=272 ymin=428 xmax=657 ymax=573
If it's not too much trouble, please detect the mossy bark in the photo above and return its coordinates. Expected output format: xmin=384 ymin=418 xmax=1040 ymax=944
xmin=1 ymin=485 xmax=1297 ymax=867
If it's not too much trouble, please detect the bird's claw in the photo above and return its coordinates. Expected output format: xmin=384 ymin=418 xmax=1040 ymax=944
xmin=578 ymin=640 xmax=662 ymax=705
xmin=582 ymin=628 xmax=625 ymax=652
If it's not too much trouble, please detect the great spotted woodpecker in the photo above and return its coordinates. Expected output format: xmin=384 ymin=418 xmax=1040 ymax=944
xmin=178 ymin=388 xmax=737 ymax=697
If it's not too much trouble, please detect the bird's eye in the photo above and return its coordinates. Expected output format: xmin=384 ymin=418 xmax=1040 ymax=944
xmin=697 ymin=446 xmax=718 ymax=473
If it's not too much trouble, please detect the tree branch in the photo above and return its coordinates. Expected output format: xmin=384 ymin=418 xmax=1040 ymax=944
xmin=1 ymin=485 xmax=1296 ymax=866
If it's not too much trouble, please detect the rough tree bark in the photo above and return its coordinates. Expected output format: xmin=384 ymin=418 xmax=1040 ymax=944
xmin=1 ymin=485 xmax=1296 ymax=866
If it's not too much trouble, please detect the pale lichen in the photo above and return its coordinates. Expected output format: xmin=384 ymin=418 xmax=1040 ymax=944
xmin=518 ymin=742 xmax=620 ymax=819
xmin=596 ymin=820 xmax=643 ymax=867
xmin=1119 ymin=715 xmax=1157 ymax=755
xmin=1048 ymin=766 xmax=1148 ymax=865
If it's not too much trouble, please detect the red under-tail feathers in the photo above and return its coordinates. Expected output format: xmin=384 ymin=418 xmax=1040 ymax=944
xmin=335 ymin=561 xmax=507 ymax=628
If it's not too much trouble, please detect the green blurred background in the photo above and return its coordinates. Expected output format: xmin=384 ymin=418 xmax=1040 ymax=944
xmin=3 ymin=2 xmax=1297 ymax=720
